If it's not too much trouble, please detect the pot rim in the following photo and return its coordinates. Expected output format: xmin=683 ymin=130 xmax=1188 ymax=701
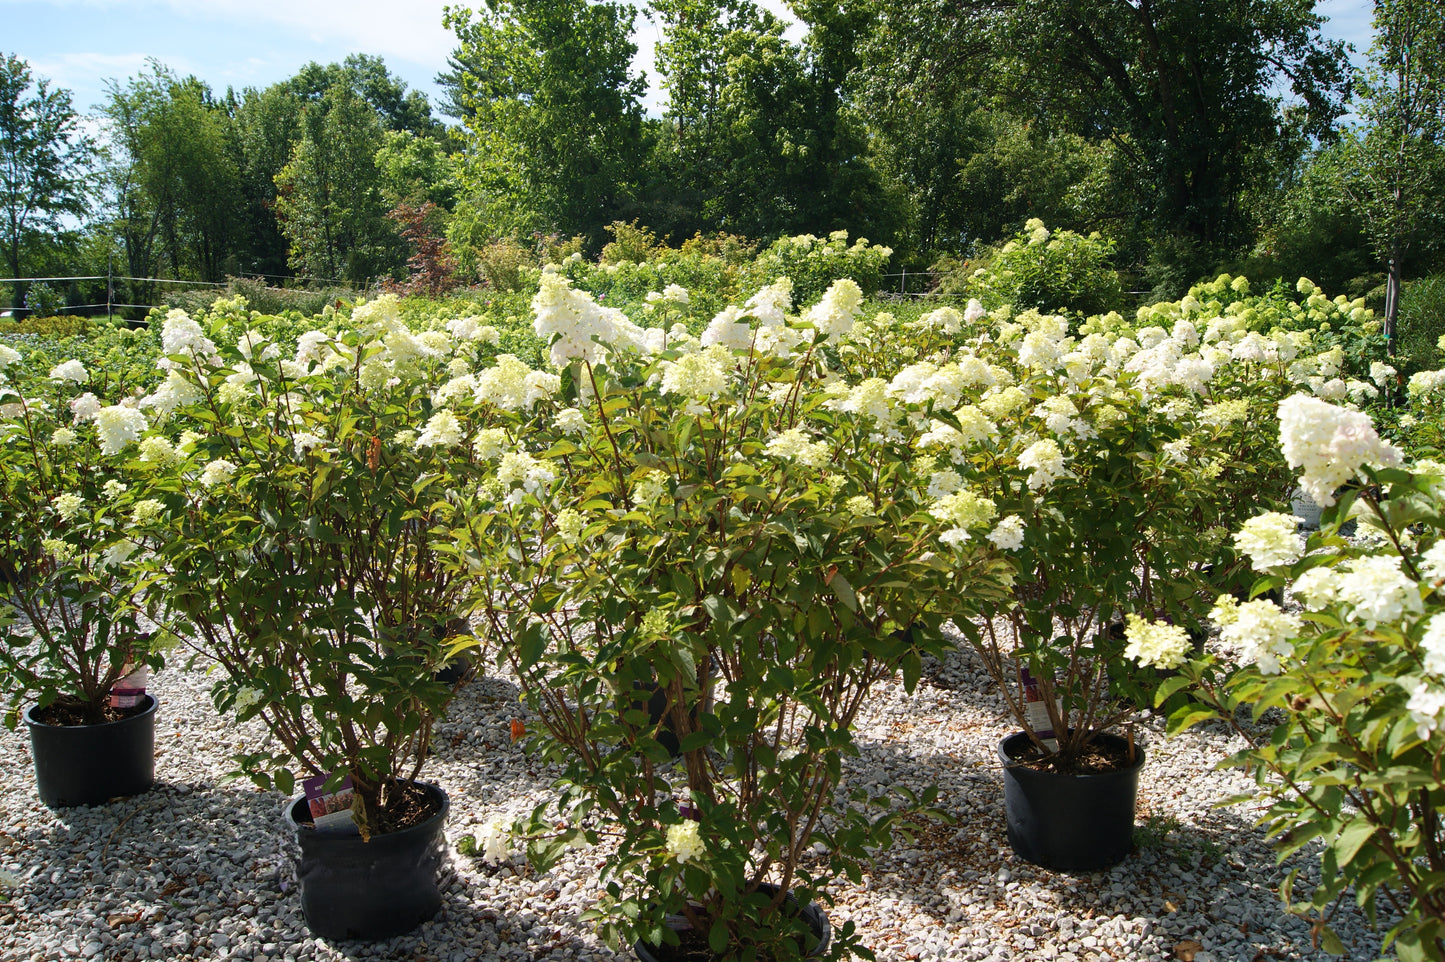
xmin=284 ymin=779 xmax=450 ymax=839
xmin=23 ymin=693 xmax=158 ymax=730
xmin=997 ymin=729 xmax=1146 ymax=775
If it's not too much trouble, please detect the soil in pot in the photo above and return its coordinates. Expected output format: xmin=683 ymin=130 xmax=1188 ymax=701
xmin=999 ymin=730 xmax=1144 ymax=873
xmin=286 ymin=780 xmax=450 ymax=941
xmin=633 ymin=885 xmax=832 ymax=962
xmin=1005 ymin=730 xmax=1136 ymax=775
xmin=24 ymin=694 xmax=157 ymax=808
xmin=30 ymin=695 xmax=150 ymax=727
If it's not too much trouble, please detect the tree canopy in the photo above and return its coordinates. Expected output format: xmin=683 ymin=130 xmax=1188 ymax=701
xmin=0 ymin=53 xmax=91 ymax=294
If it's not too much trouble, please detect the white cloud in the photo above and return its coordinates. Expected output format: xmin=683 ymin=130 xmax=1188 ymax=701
xmin=182 ymin=0 xmax=458 ymax=65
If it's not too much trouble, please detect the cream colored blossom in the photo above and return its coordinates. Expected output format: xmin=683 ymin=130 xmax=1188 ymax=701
xmin=474 ymin=428 xmax=508 ymax=461
xmin=416 ymin=411 xmax=464 ymax=450
xmin=986 ymin=515 xmax=1025 ymax=551
xmin=766 ymin=428 xmax=830 ymax=468
xmin=666 ymin=821 xmax=705 ymax=865
xmin=94 ymin=406 xmax=148 ymax=456
xmin=138 ymin=436 xmax=177 ymax=464
xmin=49 ymin=359 xmax=87 ymax=383
xmin=130 ymin=499 xmax=164 ymax=525
xmin=52 ymin=493 xmax=84 ymax=521
xmin=1233 ymin=512 xmax=1301 ymax=571
xmin=200 ymin=459 xmax=238 ymax=487
xmin=1019 ymin=438 xmax=1065 ymax=490
xmin=1210 ymin=595 xmax=1301 ymax=675
xmin=1278 ymin=394 xmax=1402 ymax=507
xmin=1123 ymin=614 xmax=1191 ymax=670
xmin=929 ymin=488 xmax=997 ymax=531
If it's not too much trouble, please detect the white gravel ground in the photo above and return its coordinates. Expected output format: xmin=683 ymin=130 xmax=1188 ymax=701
xmin=0 ymin=639 xmax=1397 ymax=962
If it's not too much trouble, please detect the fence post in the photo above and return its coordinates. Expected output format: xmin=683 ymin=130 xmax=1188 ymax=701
xmin=107 ymin=254 xmax=113 ymax=322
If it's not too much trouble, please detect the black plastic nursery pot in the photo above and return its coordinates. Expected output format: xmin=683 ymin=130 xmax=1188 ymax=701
xmin=285 ymin=781 xmax=450 ymax=942
xmin=24 ymin=695 xmax=158 ymax=808
xmin=998 ymin=731 xmax=1144 ymax=873
xmin=632 ymin=884 xmax=832 ymax=962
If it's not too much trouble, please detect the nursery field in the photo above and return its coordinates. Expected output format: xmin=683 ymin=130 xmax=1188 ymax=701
xmin=3 ymin=226 xmax=1443 ymax=962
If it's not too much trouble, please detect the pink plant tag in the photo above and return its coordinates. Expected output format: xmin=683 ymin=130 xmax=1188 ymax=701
xmin=109 ymin=665 xmax=149 ymax=709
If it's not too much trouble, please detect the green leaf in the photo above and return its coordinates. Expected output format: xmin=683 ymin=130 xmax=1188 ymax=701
xmin=1318 ymin=927 xmax=1346 ymax=956
xmin=1152 ymin=673 xmax=1195 ymax=707
xmin=826 ymin=569 xmax=858 ymax=612
xmin=1166 ymin=706 xmax=1220 ymax=733
xmin=708 ymin=920 xmax=729 ymax=955
xmin=1333 ymin=818 xmax=1377 ymax=868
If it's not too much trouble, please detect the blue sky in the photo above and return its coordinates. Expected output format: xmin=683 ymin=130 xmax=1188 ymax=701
xmin=3 ymin=0 xmax=1377 ymax=122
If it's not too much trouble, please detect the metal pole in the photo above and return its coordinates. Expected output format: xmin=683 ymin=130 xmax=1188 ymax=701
xmin=107 ymin=254 xmax=114 ymax=322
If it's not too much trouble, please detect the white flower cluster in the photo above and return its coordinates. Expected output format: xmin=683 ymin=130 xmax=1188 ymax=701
xmin=765 ymin=428 xmax=831 ymax=469
xmin=475 ymin=355 xmax=560 ymax=412
xmin=159 ymin=309 xmax=218 ymax=364
xmin=141 ymin=370 xmax=204 ymax=419
xmin=475 ymin=815 xmax=514 ymax=865
xmin=665 ymin=821 xmax=706 ymax=865
xmin=701 ymin=306 xmax=752 ymax=351
xmin=48 ymin=359 xmax=87 ymax=383
xmin=52 ymin=492 xmax=84 ymax=521
xmin=660 ymin=350 xmax=729 ymax=405
xmin=200 ymin=459 xmax=238 ymax=488
xmin=1210 ymin=595 xmax=1302 ymax=675
xmin=1289 ymin=554 xmax=1423 ymax=629
xmin=94 ymin=405 xmax=148 ymax=456
xmin=1233 ymin=512 xmax=1302 ymax=572
xmin=445 ymin=315 xmax=501 ymax=345
xmin=986 ymin=515 xmax=1025 ymax=551
xmin=497 ymin=451 xmax=556 ymax=506
xmin=929 ymin=489 xmax=998 ymax=546
xmin=533 ymin=269 xmax=660 ymax=367
xmin=415 ymin=411 xmax=465 ymax=450
xmin=1122 ymin=614 xmax=1192 ymax=670
xmin=1277 ymin=394 xmax=1401 ymax=507
xmin=1019 ymin=438 xmax=1065 ymax=490
xmin=803 ymin=278 xmax=864 ymax=339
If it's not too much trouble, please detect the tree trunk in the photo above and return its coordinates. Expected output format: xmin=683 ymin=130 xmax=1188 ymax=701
xmin=1385 ymin=249 xmax=1402 ymax=356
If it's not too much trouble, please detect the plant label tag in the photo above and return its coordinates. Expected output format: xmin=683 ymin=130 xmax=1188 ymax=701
xmin=1020 ymin=667 xmax=1059 ymax=752
xmin=303 ymin=773 xmax=359 ymax=834
xmin=109 ymin=665 xmax=150 ymax=709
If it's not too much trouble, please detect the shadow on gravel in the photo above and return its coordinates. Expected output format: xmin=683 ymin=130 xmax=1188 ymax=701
xmin=828 ymin=731 xmax=1390 ymax=961
xmin=429 ymin=673 xmax=564 ymax=810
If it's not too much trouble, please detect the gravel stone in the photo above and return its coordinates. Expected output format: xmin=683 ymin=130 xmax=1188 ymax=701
xmin=0 ymin=636 xmax=1400 ymax=960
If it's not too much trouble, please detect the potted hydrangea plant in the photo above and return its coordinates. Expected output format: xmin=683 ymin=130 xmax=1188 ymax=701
xmin=443 ymin=272 xmax=1013 ymax=960
xmin=141 ymin=298 xmax=484 ymax=940
xmin=0 ymin=347 xmax=169 ymax=807
xmin=890 ymin=277 xmax=1312 ymax=870
xmin=1141 ymin=393 xmax=1445 ymax=961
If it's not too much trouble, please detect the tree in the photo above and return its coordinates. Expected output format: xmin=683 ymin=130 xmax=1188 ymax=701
xmin=231 ymin=83 xmax=306 ymax=278
xmin=444 ymin=0 xmax=647 ymax=246
xmin=100 ymin=63 xmax=241 ymax=285
xmin=641 ymin=0 xmax=900 ymax=242
xmin=375 ymin=129 xmax=458 ymax=210
xmin=273 ymin=83 xmax=401 ymax=283
xmin=857 ymin=0 xmax=1352 ymax=269
xmin=1339 ymin=0 xmax=1445 ymax=349
xmin=0 ymin=54 xmax=91 ymax=301
xmin=284 ymin=55 xmax=443 ymax=140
